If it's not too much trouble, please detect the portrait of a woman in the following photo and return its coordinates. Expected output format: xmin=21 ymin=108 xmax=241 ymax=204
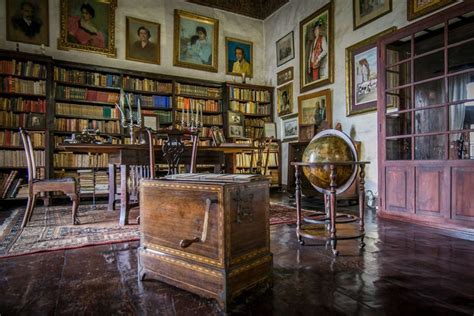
xmin=67 ymin=3 xmax=105 ymax=48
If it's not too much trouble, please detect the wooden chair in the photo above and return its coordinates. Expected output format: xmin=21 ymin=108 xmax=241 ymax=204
xmin=19 ymin=128 xmax=79 ymax=228
xmin=146 ymin=128 xmax=199 ymax=178
xmin=250 ymin=136 xmax=274 ymax=176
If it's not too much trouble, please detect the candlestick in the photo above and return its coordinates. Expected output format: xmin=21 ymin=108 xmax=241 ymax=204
xmin=116 ymin=103 xmax=126 ymax=123
xmin=187 ymin=103 xmax=190 ymax=126
xmin=137 ymin=97 xmax=142 ymax=125
xmin=181 ymin=105 xmax=184 ymax=127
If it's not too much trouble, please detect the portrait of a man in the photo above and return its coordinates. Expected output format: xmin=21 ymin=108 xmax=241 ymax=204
xmin=7 ymin=0 xmax=49 ymax=46
xmin=126 ymin=17 xmax=160 ymax=64
xmin=226 ymin=37 xmax=253 ymax=78
xmin=277 ymin=83 xmax=293 ymax=117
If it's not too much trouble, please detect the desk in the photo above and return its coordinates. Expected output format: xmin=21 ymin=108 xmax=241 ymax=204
xmin=59 ymin=144 xmax=255 ymax=225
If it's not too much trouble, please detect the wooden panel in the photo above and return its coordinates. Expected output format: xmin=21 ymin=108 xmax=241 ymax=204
xmin=415 ymin=167 xmax=448 ymax=216
xmin=385 ymin=166 xmax=413 ymax=213
xmin=451 ymin=167 xmax=474 ymax=221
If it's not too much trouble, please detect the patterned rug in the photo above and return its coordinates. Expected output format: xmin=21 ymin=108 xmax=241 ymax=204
xmin=0 ymin=202 xmax=307 ymax=258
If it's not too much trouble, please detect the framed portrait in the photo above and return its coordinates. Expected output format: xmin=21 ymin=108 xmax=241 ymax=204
xmin=27 ymin=113 xmax=45 ymax=129
xmin=174 ymin=10 xmax=219 ymax=73
xmin=300 ymin=1 xmax=334 ymax=93
xmin=276 ymin=31 xmax=295 ymax=67
xmin=298 ymin=89 xmax=332 ymax=129
xmin=281 ymin=113 xmax=298 ymax=142
xmin=142 ymin=113 xmax=159 ymax=131
xmin=225 ymin=37 xmax=253 ymax=78
xmin=353 ymin=0 xmax=392 ymax=30
xmin=407 ymin=0 xmax=456 ymax=21
xmin=277 ymin=83 xmax=293 ymax=117
xmin=6 ymin=0 xmax=49 ymax=46
xmin=264 ymin=122 xmax=276 ymax=138
xmin=58 ymin=0 xmax=117 ymax=57
xmin=126 ymin=17 xmax=160 ymax=65
xmin=277 ymin=66 xmax=294 ymax=86
xmin=228 ymin=125 xmax=244 ymax=138
xmin=211 ymin=126 xmax=226 ymax=146
xmin=227 ymin=111 xmax=243 ymax=125
xmin=345 ymin=27 xmax=396 ymax=116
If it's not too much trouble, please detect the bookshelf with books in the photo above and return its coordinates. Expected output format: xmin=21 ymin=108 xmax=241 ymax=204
xmin=0 ymin=50 xmax=51 ymax=201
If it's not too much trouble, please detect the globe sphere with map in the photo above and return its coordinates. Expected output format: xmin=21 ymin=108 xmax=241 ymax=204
xmin=302 ymin=129 xmax=358 ymax=194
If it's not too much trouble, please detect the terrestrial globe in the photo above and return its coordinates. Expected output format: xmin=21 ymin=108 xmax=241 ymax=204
xmin=302 ymin=129 xmax=358 ymax=194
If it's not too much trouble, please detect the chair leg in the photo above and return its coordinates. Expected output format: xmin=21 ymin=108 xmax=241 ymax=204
xmin=21 ymin=193 xmax=37 ymax=229
xmin=71 ymin=194 xmax=80 ymax=225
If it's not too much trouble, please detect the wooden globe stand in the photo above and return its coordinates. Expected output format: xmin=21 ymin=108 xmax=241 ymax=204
xmin=291 ymin=161 xmax=370 ymax=256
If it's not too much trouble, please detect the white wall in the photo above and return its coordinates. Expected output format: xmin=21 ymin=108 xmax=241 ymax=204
xmin=264 ymin=0 xmax=460 ymax=193
xmin=0 ymin=0 xmax=265 ymax=84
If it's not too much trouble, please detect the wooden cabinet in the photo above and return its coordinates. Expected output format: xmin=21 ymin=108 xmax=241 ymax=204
xmin=138 ymin=178 xmax=272 ymax=311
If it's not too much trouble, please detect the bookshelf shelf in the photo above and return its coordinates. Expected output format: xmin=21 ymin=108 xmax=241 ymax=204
xmin=138 ymin=105 xmax=173 ymax=111
xmin=55 ymin=80 xmax=121 ymax=91
xmin=55 ymin=98 xmax=116 ymax=107
xmin=176 ymin=93 xmax=221 ymax=101
xmin=0 ymin=146 xmax=45 ymax=150
xmin=229 ymin=98 xmax=272 ymax=104
xmin=0 ymin=126 xmax=44 ymax=131
xmin=0 ymin=73 xmax=46 ymax=80
xmin=0 ymin=92 xmax=46 ymax=98
xmin=123 ymin=88 xmax=172 ymax=96
xmin=54 ymin=114 xmax=119 ymax=121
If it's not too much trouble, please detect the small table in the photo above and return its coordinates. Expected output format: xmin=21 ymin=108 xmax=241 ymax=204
xmin=291 ymin=161 xmax=370 ymax=256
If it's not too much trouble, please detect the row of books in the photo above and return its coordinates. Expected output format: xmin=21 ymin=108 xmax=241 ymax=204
xmin=53 ymin=153 xmax=109 ymax=168
xmin=244 ymin=118 xmax=266 ymax=127
xmin=0 ymin=150 xmax=45 ymax=167
xmin=0 ymin=111 xmax=36 ymax=128
xmin=56 ymin=86 xmax=119 ymax=103
xmin=55 ymin=118 xmax=121 ymax=134
xmin=53 ymin=135 xmax=120 ymax=148
xmin=140 ymin=109 xmax=173 ymax=125
xmin=244 ymin=127 xmax=264 ymax=139
xmin=176 ymin=83 xmax=221 ymax=98
xmin=78 ymin=170 xmax=109 ymax=194
xmin=0 ymin=60 xmax=47 ymax=79
xmin=176 ymin=97 xmax=221 ymax=112
xmin=56 ymin=102 xmax=120 ymax=119
xmin=175 ymin=112 xmax=223 ymax=125
xmin=0 ymin=130 xmax=45 ymax=147
xmin=199 ymin=126 xmax=221 ymax=139
xmin=0 ymin=97 xmax=46 ymax=113
xmin=229 ymin=101 xmax=271 ymax=115
xmin=54 ymin=67 xmax=120 ymax=88
xmin=235 ymin=152 xmax=279 ymax=168
xmin=126 ymin=93 xmax=172 ymax=108
xmin=229 ymin=88 xmax=271 ymax=102
xmin=1 ymin=77 xmax=46 ymax=95
xmin=123 ymin=76 xmax=172 ymax=93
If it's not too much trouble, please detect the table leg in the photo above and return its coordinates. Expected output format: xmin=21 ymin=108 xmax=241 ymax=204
xmin=108 ymin=163 xmax=116 ymax=212
xmin=329 ymin=164 xmax=338 ymax=256
xmin=359 ymin=164 xmax=366 ymax=248
xmin=119 ymin=165 xmax=129 ymax=226
xmin=295 ymin=165 xmax=304 ymax=245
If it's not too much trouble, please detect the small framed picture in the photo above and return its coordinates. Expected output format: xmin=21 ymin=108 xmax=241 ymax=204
xmin=211 ymin=126 xmax=226 ymax=146
xmin=225 ymin=37 xmax=253 ymax=78
xmin=264 ymin=122 xmax=276 ymax=138
xmin=407 ymin=0 xmax=455 ymax=21
xmin=142 ymin=113 xmax=159 ymax=130
xmin=27 ymin=113 xmax=45 ymax=129
xmin=227 ymin=111 xmax=243 ymax=125
xmin=281 ymin=113 xmax=298 ymax=142
xmin=298 ymin=89 xmax=332 ymax=130
xmin=276 ymin=31 xmax=295 ymax=67
xmin=277 ymin=83 xmax=293 ymax=117
xmin=6 ymin=0 xmax=49 ymax=46
xmin=353 ymin=0 xmax=392 ymax=30
xmin=228 ymin=125 xmax=244 ymax=138
xmin=277 ymin=66 xmax=294 ymax=86
xmin=126 ymin=16 xmax=160 ymax=65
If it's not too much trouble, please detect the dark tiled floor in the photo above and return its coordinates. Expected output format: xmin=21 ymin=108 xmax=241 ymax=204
xmin=1 ymin=194 xmax=474 ymax=315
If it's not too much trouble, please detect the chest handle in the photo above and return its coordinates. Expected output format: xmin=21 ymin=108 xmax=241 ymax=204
xmin=179 ymin=197 xmax=217 ymax=248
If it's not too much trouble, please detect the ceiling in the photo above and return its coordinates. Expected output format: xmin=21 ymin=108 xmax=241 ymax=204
xmin=186 ymin=0 xmax=289 ymax=20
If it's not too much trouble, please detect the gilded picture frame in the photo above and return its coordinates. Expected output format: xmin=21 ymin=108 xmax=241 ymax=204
xmin=299 ymin=1 xmax=334 ymax=93
xmin=353 ymin=0 xmax=392 ymax=30
xmin=407 ymin=0 xmax=456 ymax=21
xmin=126 ymin=16 xmax=160 ymax=65
xmin=225 ymin=37 xmax=253 ymax=78
xmin=6 ymin=0 xmax=50 ymax=46
xmin=345 ymin=27 xmax=396 ymax=116
xmin=58 ymin=0 xmax=117 ymax=57
xmin=298 ymin=89 xmax=332 ymax=129
xmin=173 ymin=10 xmax=219 ymax=73
xmin=277 ymin=82 xmax=293 ymax=117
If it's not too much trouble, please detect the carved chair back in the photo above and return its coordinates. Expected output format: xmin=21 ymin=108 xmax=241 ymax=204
xmin=251 ymin=136 xmax=274 ymax=175
xmin=19 ymin=128 xmax=37 ymax=185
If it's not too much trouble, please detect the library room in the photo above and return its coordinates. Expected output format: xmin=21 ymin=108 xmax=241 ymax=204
xmin=1 ymin=0 xmax=474 ymax=314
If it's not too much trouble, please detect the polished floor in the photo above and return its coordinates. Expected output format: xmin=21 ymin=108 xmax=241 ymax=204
xmin=1 ymin=194 xmax=473 ymax=315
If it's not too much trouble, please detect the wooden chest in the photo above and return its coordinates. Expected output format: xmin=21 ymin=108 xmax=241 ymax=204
xmin=138 ymin=178 xmax=272 ymax=311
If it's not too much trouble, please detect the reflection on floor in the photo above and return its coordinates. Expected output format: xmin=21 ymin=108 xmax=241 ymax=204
xmin=1 ymin=193 xmax=473 ymax=315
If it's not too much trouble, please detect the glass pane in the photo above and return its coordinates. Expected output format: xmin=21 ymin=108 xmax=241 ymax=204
xmin=449 ymin=131 xmax=474 ymax=160
xmin=449 ymin=103 xmax=474 ymax=131
xmin=386 ymin=138 xmax=411 ymax=160
xmin=386 ymin=61 xmax=411 ymax=88
xmin=386 ymin=112 xmax=412 ymax=137
xmin=386 ymin=35 xmax=411 ymax=66
xmin=415 ymin=134 xmax=446 ymax=160
xmin=414 ymin=51 xmax=444 ymax=82
xmin=448 ymin=13 xmax=474 ymax=45
xmin=448 ymin=41 xmax=474 ymax=73
xmin=415 ymin=23 xmax=445 ymax=55
xmin=386 ymin=86 xmax=412 ymax=111
xmin=448 ymin=71 xmax=474 ymax=103
xmin=414 ymin=107 xmax=446 ymax=134
xmin=414 ymin=79 xmax=445 ymax=107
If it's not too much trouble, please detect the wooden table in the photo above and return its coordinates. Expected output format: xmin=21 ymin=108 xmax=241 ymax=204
xmin=59 ymin=144 xmax=256 ymax=225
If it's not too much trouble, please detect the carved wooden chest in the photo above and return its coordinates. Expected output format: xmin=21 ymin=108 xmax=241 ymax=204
xmin=138 ymin=177 xmax=272 ymax=311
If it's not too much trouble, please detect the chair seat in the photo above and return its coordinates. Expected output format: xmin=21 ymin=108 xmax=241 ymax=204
xmin=33 ymin=177 xmax=77 ymax=195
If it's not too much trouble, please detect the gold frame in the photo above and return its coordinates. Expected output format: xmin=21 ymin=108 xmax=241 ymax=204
xmin=298 ymin=89 xmax=332 ymax=128
xmin=173 ymin=10 xmax=219 ymax=73
xmin=345 ymin=27 xmax=396 ymax=116
xmin=6 ymin=0 xmax=50 ymax=46
xmin=353 ymin=0 xmax=392 ymax=30
xmin=57 ymin=0 xmax=117 ymax=57
xmin=407 ymin=0 xmax=456 ymax=21
xmin=225 ymin=37 xmax=253 ymax=78
xmin=277 ymin=82 xmax=293 ymax=117
xmin=299 ymin=1 xmax=334 ymax=93
xmin=125 ymin=16 xmax=160 ymax=65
